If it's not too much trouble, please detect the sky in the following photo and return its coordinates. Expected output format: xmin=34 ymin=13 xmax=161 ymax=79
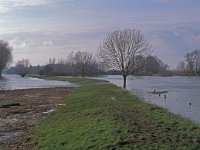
xmin=0 ymin=0 xmax=200 ymax=68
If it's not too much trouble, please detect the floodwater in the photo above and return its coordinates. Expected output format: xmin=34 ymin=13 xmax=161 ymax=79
xmin=97 ymin=75 xmax=200 ymax=124
xmin=0 ymin=74 xmax=77 ymax=90
xmin=1 ymin=74 xmax=200 ymax=124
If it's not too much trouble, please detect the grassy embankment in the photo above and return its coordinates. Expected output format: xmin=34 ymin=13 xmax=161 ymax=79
xmin=29 ymin=74 xmax=108 ymax=84
xmin=34 ymin=77 xmax=200 ymax=149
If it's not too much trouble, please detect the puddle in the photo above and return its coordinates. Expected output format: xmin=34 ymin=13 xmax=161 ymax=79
xmin=0 ymin=130 xmax=23 ymax=142
xmin=0 ymin=87 xmax=71 ymax=148
xmin=42 ymin=108 xmax=55 ymax=114
xmin=0 ymin=118 xmax=18 ymax=125
xmin=6 ymin=112 xmax=34 ymax=119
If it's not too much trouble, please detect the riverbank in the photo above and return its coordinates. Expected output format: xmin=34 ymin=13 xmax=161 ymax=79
xmin=29 ymin=74 xmax=108 ymax=84
xmin=0 ymin=87 xmax=72 ymax=150
xmin=34 ymin=84 xmax=200 ymax=149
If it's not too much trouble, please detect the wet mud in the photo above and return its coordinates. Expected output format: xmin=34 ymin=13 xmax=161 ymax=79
xmin=0 ymin=87 xmax=71 ymax=150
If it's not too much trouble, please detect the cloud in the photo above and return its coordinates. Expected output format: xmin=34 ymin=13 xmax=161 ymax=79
xmin=1 ymin=30 xmax=104 ymax=65
xmin=143 ymin=23 xmax=200 ymax=68
xmin=42 ymin=40 xmax=54 ymax=46
xmin=0 ymin=0 xmax=51 ymax=13
xmin=0 ymin=0 xmax=199 ymax=68
xmin=9 ymin=39 xmax=28 ymax=49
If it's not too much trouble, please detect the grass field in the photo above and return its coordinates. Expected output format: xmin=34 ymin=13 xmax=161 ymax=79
xmin=34 ymin=84 xmax=200 ymax=150
xmin=29 ymin=74 xmax=108 ymax=84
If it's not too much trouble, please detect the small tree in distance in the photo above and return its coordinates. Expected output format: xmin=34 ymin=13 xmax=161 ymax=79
xmin=185 ymin=49 xmax=200 ymax=76
xmin=0 ymin=40 xmax=13 ymax=76
xmin=15 ymin=59 xmax=31 ymax=77
xmin=99 ymin=29 xmax=151 ymax=89
xmin=68 ymin=51 xmax=98 ymax=77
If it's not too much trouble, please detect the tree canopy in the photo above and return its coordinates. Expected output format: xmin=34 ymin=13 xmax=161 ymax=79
xmin=0 ymin=40 xmax=13 ymax=76
xmin=99 ymin=29 xmax=150 ymax=88
xmin=15 ymin=59 xmax=31 ymax=77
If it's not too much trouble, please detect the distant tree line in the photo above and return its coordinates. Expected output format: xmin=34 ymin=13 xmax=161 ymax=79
xmin=176 ymin=49 xmax=200 ymax=76
xmin=134 ymin=55 xmax=169 ymax=76
xmin=2 ymin=28 xmax=170 ymax=83
xmin=1 ymin=28 xmax=200 ymax=91
xmin=104 ymin=55 xmax=169 ymax=76
xmin=5 ymin=51 xmax=104 ymax=77
xmin=5 ymin=53 xmax=169 ymax=78
xmin=1 ymin=28 xmax=172 ymax=89
xmin=40 ymin=51 xmax=103 ymax=77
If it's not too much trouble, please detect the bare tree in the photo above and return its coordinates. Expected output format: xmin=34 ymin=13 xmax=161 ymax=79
xmin=48 ymin=58 xmax=56 ymax=65
xmin=0 ymin=40 xmax=13 ymax=76
xmin=67 ymin=52 xmax=78 ymax=76
xmin=43 ymin=58 xmax=68 ymax=76
xmin=145 ymin=55 xmax=168 ymax=75
xmin=176 ymin=61 xmax=186 ymax=73
xmin=99 ymin=29 xmax=150 ymax=88
xmin=69 ymin=51 xmax=97 ymax=77
xmin=185 ymin=49 xmax=200 ymax=76
xmin=75 ymin=51 xmax=92 ymax=77
xmin=15 ymin=59 xmax=31 ymax=77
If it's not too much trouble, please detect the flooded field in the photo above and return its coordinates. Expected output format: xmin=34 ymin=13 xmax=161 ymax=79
xmin=0 ymin=75 xmax=76 ymax=149
xmin=97 ymin=75 xmax=200 ymax=124
xmin=1 ymin=74 xmax=200 ymax=148
xmin=0 ymin=74 xmax=77 ymax=90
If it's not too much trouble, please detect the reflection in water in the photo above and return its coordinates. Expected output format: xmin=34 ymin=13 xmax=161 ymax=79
xmin=0 ymin=74 xmax=77 ymax=90
xmin=96 ymin=75 xmax=200 ymax=124
xmin=0 ymin=76 xmax=11 ymax=90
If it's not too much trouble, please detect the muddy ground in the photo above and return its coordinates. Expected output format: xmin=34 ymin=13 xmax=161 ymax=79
xmin=0 ymin=87 xmax=72 ymax=150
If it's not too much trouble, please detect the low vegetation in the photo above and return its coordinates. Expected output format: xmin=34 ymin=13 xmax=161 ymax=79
xmin=34 ymin=84 xmax=200 ymax=149
xmin=29 ymin=74 xmax=108 ymax=84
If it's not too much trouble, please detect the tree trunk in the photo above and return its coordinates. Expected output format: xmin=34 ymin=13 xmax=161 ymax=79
xmin=0 ymin=68 xmax=3 ymax=77
xmin=123 ymin=75 xmax=127 ymax=89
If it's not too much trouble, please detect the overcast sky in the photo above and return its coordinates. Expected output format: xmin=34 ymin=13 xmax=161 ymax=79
xmin=0 ymin=0 xmax=200 ymax=68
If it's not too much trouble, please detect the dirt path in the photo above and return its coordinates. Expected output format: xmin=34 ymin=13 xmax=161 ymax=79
xmin=0 ymin=87 xmax=72 ymax=150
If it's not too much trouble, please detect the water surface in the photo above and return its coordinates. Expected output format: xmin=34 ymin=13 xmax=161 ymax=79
xmin=0 ymin=74 xmax=77 ymax=90
xmin=1 ymin=74 xmax=200 ymax=124
xmin=96 ymin=75 xmax=200 ymax=124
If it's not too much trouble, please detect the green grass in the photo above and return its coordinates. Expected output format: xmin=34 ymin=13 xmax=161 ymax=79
xmin=34 ymin=84 xmax=200 ymax=150
xmin=29 ymin=74 xmax=108 ymax=84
